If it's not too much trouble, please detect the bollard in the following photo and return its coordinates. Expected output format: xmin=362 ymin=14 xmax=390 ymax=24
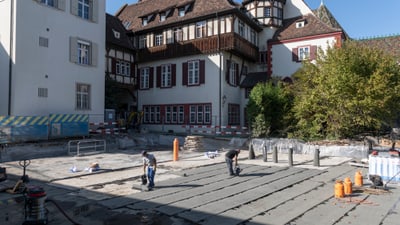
xmin=173 ymin=138 xmax=179 ymax=161
xmin=313 ymin=148 xmax=320 ymax=167
xmin=288 ymin=147 xmax=293 ymax=166
xmin=263 ymin=145 xmax=268 ymax=162
xmin=355 ymin=171 xmax=363 ymax=186
xmin=273 ymin=146 xmax=278 ymax=163
xmin=248 ymin=143 xmax=255 ymax=159
xmin=334 ymin=180 xmax=344 ymax=198
xmin=344 ymin=177 xmax=353 ymax=195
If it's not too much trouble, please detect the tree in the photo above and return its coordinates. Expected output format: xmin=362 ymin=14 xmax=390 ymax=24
xmin=247 ymin=81 xmax=293 ymax=138
xmin=291 ymin=41 xmax=400 ymax=141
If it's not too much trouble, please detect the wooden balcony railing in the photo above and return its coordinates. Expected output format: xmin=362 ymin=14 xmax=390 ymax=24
xmin=137 ymin=33 xmax=259 ymax=62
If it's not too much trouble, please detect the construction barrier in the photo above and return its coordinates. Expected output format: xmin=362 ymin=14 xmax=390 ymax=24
xmin=49 ymin=114 xmax=89 ymax=138
xmin=0 ymin=115 xmax=48 ymax=143
xmin=181 ymin=125 xmax=250 ymax=136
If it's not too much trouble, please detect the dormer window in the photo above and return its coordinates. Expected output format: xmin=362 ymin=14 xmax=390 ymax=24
xmin=296 ymin=20 xmax=306 ymax=28
xmin=178 ymin=7 xmax=186 ymax=17
xmin=123 ymin=21 xmax=131 ymax=29
xmin=160 ymin=12 xmax=166 ymax=22
xmin=112 ymin=29 xmax=120 ymax=39
xmin=142 ymin=17 xmax=148 ymax=26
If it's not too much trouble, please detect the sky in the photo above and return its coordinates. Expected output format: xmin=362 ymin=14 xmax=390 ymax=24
xmin=106 ymin=0 xmax=400 ymax=39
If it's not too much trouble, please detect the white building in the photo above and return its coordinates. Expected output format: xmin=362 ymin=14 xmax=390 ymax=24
xmin=0 ymin=0 xmax=106 ymax=123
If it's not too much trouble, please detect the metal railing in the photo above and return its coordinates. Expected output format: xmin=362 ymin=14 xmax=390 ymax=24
xmin=68 ymin=139 xmax=106 ymax=156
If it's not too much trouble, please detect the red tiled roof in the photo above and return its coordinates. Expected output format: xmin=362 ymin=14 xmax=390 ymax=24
xmin=357 ymin=35 xmax=400 ymax=60
xmin=272 ymin=13 xmax=342 ymax=41
xmin=116 ymin=0 xmax=240 ymax=32
xmin=106 ymin=13 xmax=134 ymax=50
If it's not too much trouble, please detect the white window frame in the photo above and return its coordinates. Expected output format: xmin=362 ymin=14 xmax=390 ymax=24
xmin=189 ymin=104 xmax=211 ymax=124
xmin=76 ymin=83 xmax=90 ymax=110
xmin=77 ymin=40 xmax=90 ymax=65
xmin=178 ymin=106 xmax=184 ymax=123
xmin=161 ymin=64 xmax=172 ymax=87
xmin=264 ymin=7 xmax=271 ymax=17
xmin=188 ymin=60 xmax=200 ymax=85
xmin=238 ymin=20 xmax=245 ymax=37
xmin=196 ymin=21 xmax=206 ymax=38
xmin=229 ymin=61 xmax=237 ymax=85
xmin=116 ymin=61 xmax=131 ymax=76
xmin=160 ymin=12 xmax=166 ymax=22
xmin=41 ymin=0 xmax=56 ymax=7
xmin=228 ymin=104 xmax=240 ymax=125
xmin=174 ymin=28 xmax=183 ymax=42
xmin=298 ymin=46 xmax=310 ymax=61
xmin=178 ymin=7 xmax=185 ymax=17
xmin=155 ymin=33 xmax=163 ymax=46
xmin=140 ymin=68 xmax=150 ymax=89
xmin=139 ymin=35 xmax=147 ymax=49
xmin=78 ymin=0 xmax=90 ymax=20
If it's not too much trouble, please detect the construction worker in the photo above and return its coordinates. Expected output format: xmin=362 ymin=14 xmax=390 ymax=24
xmin=142 ymin=150 xmax=157 ymax=190
xmin=225 ymin=149 xmax=240 ymax=176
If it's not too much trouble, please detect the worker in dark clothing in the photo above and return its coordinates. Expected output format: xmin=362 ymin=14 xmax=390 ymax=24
xmin=225 ymin=149 xmax=240 ymax=176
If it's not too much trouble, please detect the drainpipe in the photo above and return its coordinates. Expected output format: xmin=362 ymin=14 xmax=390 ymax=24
xmin=217 ymin=12 xmax=222 ymax=129
xmin=8 ymin=0 xmax=14 ymax=115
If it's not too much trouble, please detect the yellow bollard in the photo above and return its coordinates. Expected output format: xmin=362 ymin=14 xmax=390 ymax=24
xmin=173 ymin=138 xmax=179 ymax=161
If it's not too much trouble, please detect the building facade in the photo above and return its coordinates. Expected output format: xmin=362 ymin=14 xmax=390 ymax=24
xmin=112 ymin=0 xmax=346 ymax=134
xmin=0 ymin=0 xmax=106 ymax=123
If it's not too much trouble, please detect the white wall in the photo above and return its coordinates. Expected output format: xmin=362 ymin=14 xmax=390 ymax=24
xmin=284 ymin=0 xmax=313 ymax=19
xmin=0 ymin=0 xmax=12 ymax=115
xmin=8 ymin=0 xmax=105 ymax=122
xmin=272 ymin=37 xmax=337 ymax=76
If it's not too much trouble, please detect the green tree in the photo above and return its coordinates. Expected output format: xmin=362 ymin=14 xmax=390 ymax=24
xmin=247 ymin=82 xmax=293 ymax=138
xmin=291 ymin=41 xmax=400 ymax=140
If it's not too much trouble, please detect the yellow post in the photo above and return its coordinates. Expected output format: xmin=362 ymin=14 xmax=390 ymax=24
xmin=173 ymin=138 xmax=179 ymax=161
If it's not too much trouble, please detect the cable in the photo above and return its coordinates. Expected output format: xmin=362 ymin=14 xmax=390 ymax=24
xmin=45 ymin=199 xmax=83 ymax=225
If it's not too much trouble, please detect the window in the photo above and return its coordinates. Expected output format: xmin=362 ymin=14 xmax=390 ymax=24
xmin=178 ymin=106 xmax=184 ymax=123
xmin=296 ymin=21 xmax=305 ymax=28
xmin=112 ymin=29 xmax=120 ymax=39
xmin=188 ymin=61 xmax=200 ymax=85
xmin=264 ymin=7 xmax=271 ymax=17
xmin=123 ymin=21 xmax=131 ymax=29
xmin=38 ymin=88 xmax=48 ymax=98
xmin=39 ymin=36 xmax=49 ymax=47
xmin=196 ymin=21 xmax=206 ymax=38
xmin=259 ymin=51 xmax=267 ymax=64
xmin=139 ymin=35 xmax=147 ymax=49
xmin=189 ymin=104 xmax=211 ymax=124
xmin=174 ymin=28 xmax=183 ymax=42
xmin=245 ymin=88 xmax=252 ymax=99
xmin=250 ymin=30 xmax=256 ymax=45
xmin=76 ymin=83 xmax=90 ymax=110
xmin=229 ymin=62 xmax=237 ymax=85
xmin=298 ymin=46 xmax=310 ymax=61
xmin=228 ymin=104 xmax=240 ymax=125
xmin=238 ymin=21 xmax=245 ymax=37
xmin=116 ymin=61 xmax=131 ymax=76
xmin=140 ymin=68 xmax=150 ymax=89
xmin=69 ymin=37 xmax=97 ymax=66
xmin=277 ymin=8 xmax=283 ymax=20
xmin=143 ymin=106 xmax=160 ymax=123
xmin=142 ymin=18 xmax=148 ymax=26
xmin=71 ymin=0 xmax=97 ymax=22
xmin=178 ymin=7 xmax=185 ymax=17
xmin=155 ymin=32 xmax=163 ymax=46
xmin=161 ymin=64 xmax=171 ymax=87
xmin=160 ymin=12 xmax=166 ymax=22
xmin=78 ymin=0 xmax=90 ymax=20
xmin=78 ymin=40 xmax=90 ymax=65
xmin=41 ymin=0 xmax=56 ymax=7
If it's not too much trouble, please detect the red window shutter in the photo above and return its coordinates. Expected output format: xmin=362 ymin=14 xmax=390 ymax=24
xmin=292 ymin=48 xmax=298 ymax=62
xmin=182 ymin=62 xmax=188 ymax=86
xmin=172 ymin=64 xmax=176 ymax=86
xmin=156 ymin=66 xmax=161 ymax=88
xmin=310 ymin=45 xmax=317 ymax=60
xmin=226 ymin=60 xmax=231 ymax=83
xmin=200 ymin=60 xmax=205 ymax=84
xmin=235 ymin=63 xmax=239 ymax=86
xmin=130 ymin=63 xmax=134 ymax=76
xmin=149 ymin=67 xmax=154 ymax=88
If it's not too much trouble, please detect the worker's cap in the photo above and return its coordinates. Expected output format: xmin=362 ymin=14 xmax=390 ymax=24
xmin=141 ymin=150 xmax=147 ymax=156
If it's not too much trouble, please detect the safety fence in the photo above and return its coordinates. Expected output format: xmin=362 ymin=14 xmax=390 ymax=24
xmin=181 ymin=125 xmax=250 ymax=136
xmin=67 ymin=139 xmax=106 ymax=156
xmin=0 ymin=114 xmax=89 ymax=144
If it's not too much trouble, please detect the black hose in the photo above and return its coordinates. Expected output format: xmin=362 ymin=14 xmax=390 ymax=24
xmin=45 ymin=199 xmax=83 ymax=225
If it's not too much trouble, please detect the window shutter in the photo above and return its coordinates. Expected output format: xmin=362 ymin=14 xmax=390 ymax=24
xmin=226 ymin=59 xmax=231 ymax=83
xmin=172 ymin=64 xmax=176 ymax=86
xmin=292 ymin=48 xmax=298 ymax=62
xmin=69 ymin=36 xmax=78 ymax=63
xmin=90 ymin=0 xmax=98 ymax=23
xmin=200 ymin=60 xmax=205 ymax=84
xmin=70 ymin=0 xmax=78 ymax=16
xmin=235 ymin=63 xmax=239 ymax=86
xmin=182 ymin=62 xmax=188 ymax=86
xmin=111 ymin=58 xmax=116 ymax=74
xmin=91 ymin=42 xmax=98 ymax=66
xmin=57 ymin=0 xmax=66 ymax=11
xmin=149 ymin=67 xmax=154 ymax=88
xmin=310 ymin=45 xmax=317 ymax=60
xmin=156 ymin=66 xmax=161 ymax=88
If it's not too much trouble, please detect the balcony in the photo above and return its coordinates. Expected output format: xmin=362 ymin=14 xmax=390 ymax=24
xmin=137 ymin=33 xmax=259 ymax=63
